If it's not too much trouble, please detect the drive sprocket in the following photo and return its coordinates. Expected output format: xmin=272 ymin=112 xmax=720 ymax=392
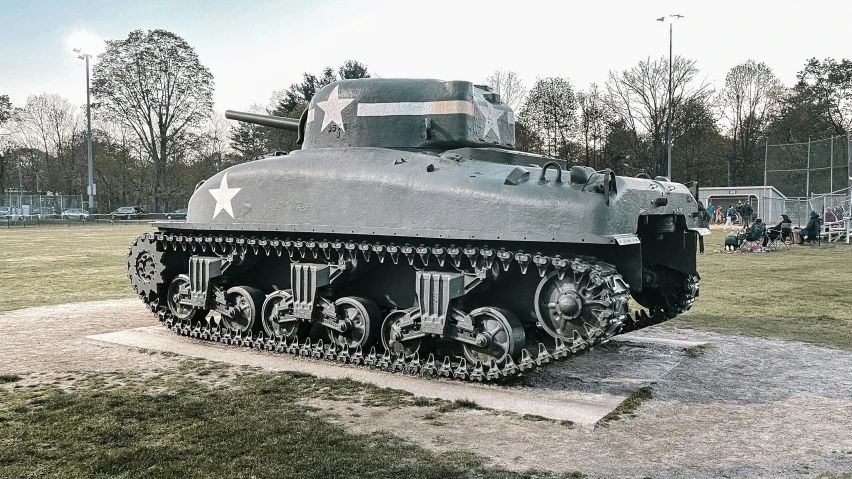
xmin=127 ymin=234 xmax=176 ymax=303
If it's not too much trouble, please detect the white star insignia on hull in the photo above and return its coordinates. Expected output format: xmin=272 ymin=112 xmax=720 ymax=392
xmin=208 ymin=173 xmax=241 ymax=219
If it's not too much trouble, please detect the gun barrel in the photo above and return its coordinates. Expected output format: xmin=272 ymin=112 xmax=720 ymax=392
xmin=225 ymin=110 xmax=300 ymax=132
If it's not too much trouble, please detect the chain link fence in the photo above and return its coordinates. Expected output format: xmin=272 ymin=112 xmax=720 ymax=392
xmin=765 ymin=134 xmax=851 ymax=198
xmin=0 ymin=193 xmax=85 ymax=216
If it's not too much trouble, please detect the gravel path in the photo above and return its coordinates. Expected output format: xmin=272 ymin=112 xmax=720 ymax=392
xmin=1 ymin=299 xmax=851 ymax=478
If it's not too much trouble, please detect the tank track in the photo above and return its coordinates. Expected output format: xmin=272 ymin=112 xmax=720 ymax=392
xmin=129 ymin=232 xmax=698 ymax=383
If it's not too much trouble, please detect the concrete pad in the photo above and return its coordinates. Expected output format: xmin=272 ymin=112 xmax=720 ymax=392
xmin=614 ymin=333 xmax=708 ymax=349
xmin=89 ymin=326 xmax=629 ymax=425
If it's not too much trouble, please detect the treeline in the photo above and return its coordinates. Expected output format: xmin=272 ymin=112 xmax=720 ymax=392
xmin=0 ymin=28 xmax=849 ymax=212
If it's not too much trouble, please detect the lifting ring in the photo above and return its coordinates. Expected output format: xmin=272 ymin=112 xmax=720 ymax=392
xmin=538 ymin=161 xmax=563 ymax=185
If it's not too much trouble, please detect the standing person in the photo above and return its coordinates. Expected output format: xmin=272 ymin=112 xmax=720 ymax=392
xmin=696 ymin=201 xmax=711 ymax=254
xmin=707 ymin=202 xmax=716 ymax=223
xmin=741 ymin=200 xmax=753 ymax=228
xmin=724 ymin=205 xmax=735 ymax=232
xmin=735 ymin=200 xmax=744 ymax=225
xmin=716 ymin=205 xmax=723 ymax=224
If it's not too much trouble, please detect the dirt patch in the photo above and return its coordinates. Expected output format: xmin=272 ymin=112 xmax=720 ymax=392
xmin=1 ymin=299 xmax=167 ymax=374
xmin=2 ymin=300 xmax=852 ymax=478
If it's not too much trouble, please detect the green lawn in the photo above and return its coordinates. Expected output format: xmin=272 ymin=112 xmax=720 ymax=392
xmin=0 ymin=224 xmax=150 ymax=312
xmin=1 ymin=225 xmax=850 ymax=348
xmin=669 ymin=229 xmax=852 ymax=350
xmin=0 ymin=366 xmax=571 ymax=479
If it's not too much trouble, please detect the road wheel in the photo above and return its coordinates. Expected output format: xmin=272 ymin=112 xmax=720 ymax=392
xmin=220 ymin=286 xmax=264 ymax=335
xmin=327 ymin=296 xmax=381 ymax=349
xmin=260 ymin=290 xmax=310 ymax=340
xmin=460 ymin=307 xmax=525 ymax=367
xmin=166 ymin=274 xmax=208 ymax=325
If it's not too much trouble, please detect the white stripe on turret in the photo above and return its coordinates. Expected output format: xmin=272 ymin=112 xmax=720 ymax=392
xmin=357 ymin=101 xmax=475 ymax=117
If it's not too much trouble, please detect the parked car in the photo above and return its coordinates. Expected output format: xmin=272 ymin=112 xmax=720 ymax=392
xmin=111 ymin=206 xmax=144 ymax=220
xmin=62 ymin=208 xmax=89 ymax=220
xmin=166 ymin=208 xmax=188 ymax=220
xmin=0 ymin=206 xmax=11 ymax=217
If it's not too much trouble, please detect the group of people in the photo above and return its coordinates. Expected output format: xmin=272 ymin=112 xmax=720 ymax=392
xmin=695 ymin=200 xmax=826 ymax=254
xmin=706 ymin=199 xmax=753 ymax=232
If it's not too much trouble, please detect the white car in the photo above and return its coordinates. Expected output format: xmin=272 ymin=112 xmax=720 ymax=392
xmin=62 ymin=208 xmax=89 ymax=220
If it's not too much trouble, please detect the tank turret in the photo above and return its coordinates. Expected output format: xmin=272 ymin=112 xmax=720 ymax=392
xmin=126 ymin=77 xmax=702 ymax=382
xmin=228 ymin=79 xmax=515 ymax=150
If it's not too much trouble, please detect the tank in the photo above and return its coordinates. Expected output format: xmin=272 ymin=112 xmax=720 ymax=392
xmin=127 ymin=78 xmax=703 ymax=381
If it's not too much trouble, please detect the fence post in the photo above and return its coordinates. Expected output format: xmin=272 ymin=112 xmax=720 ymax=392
xmin=848 ymin=132 xmax=852 ymax=189
xmin=831 ymin=135 xmax=835 ymax=193
xmin=763 ymin=140 xmax=768 ymax=188
xmin=806 ymin=138 xmax=811 ymax=198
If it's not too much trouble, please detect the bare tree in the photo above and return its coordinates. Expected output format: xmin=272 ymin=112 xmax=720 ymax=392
xmin=92 ymin=29 xmax=214 ymax=212
xmin=0 ymin=95 xmax=13 ymax=193
xmin=517 ymin=77 xmax=577 ymax=159
xmin=605 ymin=56 xmax=711 ymax=177
xmin=9 ymin=94 xmax=83 ymax=193
xmin=722 ymin=60 xmax=782 ymax=185
xmin=199 ymin=113 xmax=231 ymax=169
xmin=577 ymin=84 xmax=611 ymax=169
xmin=485 ymin=70 xmax=527 ymax=111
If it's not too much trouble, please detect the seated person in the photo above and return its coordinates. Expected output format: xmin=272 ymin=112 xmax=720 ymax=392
xmin=798 ymin=211 xmax=821 ymax=244
xmin=763 ymin=214 xmax=792 ymax=246
xmin=745 ymin=218 xmax=765 ymax=242
xmin=824 ymin=207 xmax=839 ymax=224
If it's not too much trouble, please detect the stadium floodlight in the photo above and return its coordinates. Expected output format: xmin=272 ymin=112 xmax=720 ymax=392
xmin=656 ymin=15 xmax=684 ymax=181
xmin=70 ymin=33 xmax=101 ymax=216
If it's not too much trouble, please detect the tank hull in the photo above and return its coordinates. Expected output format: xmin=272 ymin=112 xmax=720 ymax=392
xmin=159 ymin=147 xmax=699 ymax=288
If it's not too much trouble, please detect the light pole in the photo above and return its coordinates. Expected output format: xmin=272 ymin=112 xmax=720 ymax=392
xmin=73 ymin=47 xmax=95 ymax=216
xmin=657 ymin=14 xmax=684 ymax=181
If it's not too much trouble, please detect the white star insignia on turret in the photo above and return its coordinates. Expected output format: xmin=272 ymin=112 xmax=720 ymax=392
xmin=316 ymin=85 xmax=354 ymax=132
xmin=477 ymin=100 xmax=505 ymax=140
xmin=208 ymin=173 xmax=241 ymax=219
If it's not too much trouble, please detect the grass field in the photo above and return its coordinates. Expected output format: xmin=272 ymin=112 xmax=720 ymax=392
xmin=0 ymin=224 xmax=150 ymax=312
xmin=670 ymin=229 xmax=852 ymax=350
xmin=1 ymin=225 xmax=851 ymax=348
xmin=0 ymin=365 xmax=575 ymax=479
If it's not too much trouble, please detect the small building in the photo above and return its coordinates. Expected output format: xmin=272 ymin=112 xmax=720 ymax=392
xmin=700 ymin=186 xmax=786 ymax=223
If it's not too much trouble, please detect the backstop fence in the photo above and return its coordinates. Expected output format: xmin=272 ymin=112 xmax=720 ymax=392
xmin=765 ymin=133 xmax=851 ymax=198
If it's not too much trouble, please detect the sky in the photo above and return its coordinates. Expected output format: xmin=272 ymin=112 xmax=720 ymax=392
xmin=1 ymin=0 xmax=851 ymax=114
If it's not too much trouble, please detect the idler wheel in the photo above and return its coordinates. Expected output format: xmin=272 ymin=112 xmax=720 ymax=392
xmin=327 ymin=296 xmax=381 ymax=349
xmin=220 ymin=286 xmax=264 ymax=334
xmin=261 ymin=290 xmax=310 ymax=340
xmin=380 ymin=308 xmax=428 ymax=359
xmin=166 ymin=274 xmax=208 ymax=324
xmin=460 ymin=307 xmax=525 ymax=366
